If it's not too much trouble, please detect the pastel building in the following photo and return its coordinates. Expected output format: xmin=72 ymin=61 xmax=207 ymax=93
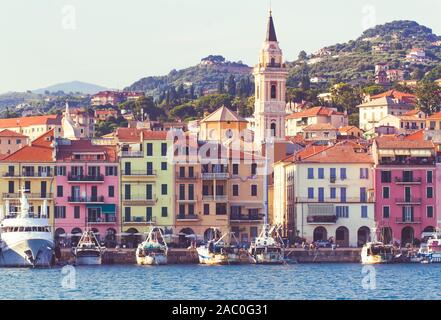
xmin=293 ymin=142 xmax=375 ymax=247
xmin=373 ymin=137 xmax=437 ymax=245
xmin=53 ymin=139 xmax=119 ymax=246
xmin=116 ymin=128 xmax=174 ymax=244
xmin=0 ymin=130 xmax=56 ymax=226
xmin=0 ymin=129 xmax=29 ymax=156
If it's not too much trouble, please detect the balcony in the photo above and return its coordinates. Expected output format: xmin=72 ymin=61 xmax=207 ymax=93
xmin=68 ymin=196 xmax=105 ymax=203
xmin=123 ymin=216 xmax=157 ymax=225
xmin=396 ymin=217 xmax=422 ymax=224
xmin=3 ymin=172 xmax=53 ymax=178
xmin=87 ymin=215 xmax=117 ymax=224
xmin=296 ymin=197 xmax=374 ymax=203
xmin=307 ymin=215 xmax=338 ymax=224
xmin=395 ymin=177 xmax=422 ymax=185
xmin=122 ymin=197 xmax=157 ymax=205
xmin=395 ymin=198 xmax=422 ymax=205
xmin=230 ymin=213 xmax=264 ymax=222
xmin=176 ymin=196 xmax=197 ymax=203
xmin=122 ymin=170 xmax=156 ymax=178
xmin=68 ymin=174 xmax=105 ymax=183
xmin=120 ymin=151 xmax=144 ymax=158
xmin=176 ymin=214 xmax=200 ymax=222
xmin=176 ymin=174 xmax=199 ymax=180
xmin=3 ymin=193 xmax=53 ymax=200
xmin=202 ymin=195 xmax=228 ymax=202
xmin=379 ymin=158 xmax=436 ymax=166
xmin=202 ymin=172 xmax=229 ymax=180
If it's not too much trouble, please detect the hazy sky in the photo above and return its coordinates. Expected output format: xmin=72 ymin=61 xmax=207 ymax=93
xmin=1 ymin=0 xmax=441 ymax=93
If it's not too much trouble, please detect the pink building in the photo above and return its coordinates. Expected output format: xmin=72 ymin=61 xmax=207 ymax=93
xmin=54 ymin=139 xmax=119 ymax=247
xmin=373 ymin=136 xmax=437 ymax=246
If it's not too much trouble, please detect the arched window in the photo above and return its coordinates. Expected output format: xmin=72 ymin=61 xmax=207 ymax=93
xmin=271 ymin=58 xmax=275 ymax=66
xmin=271 ymin=84 xmax=277 ymax=99
xmin=270 ymin=123 xmax=277 ymax=137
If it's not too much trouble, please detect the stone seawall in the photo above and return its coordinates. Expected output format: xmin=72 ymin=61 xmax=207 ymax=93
xmin=60 ymin=248 xmax=362 ymax=265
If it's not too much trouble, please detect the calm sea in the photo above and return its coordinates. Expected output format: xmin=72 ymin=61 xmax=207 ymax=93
xmin=1 ymin=264 xmax=440 ymax=300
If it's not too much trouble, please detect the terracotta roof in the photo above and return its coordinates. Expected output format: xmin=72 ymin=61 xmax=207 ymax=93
xmin=116 ymin=128 xmax=169 ymax=142
xmin=370 ymin=90 xmax=417 ymax=104
xmin=294 ymin=145 xmax=329 ymax=162
xmin=1 ymin=130 xmax=55 ymax=162
xmin=403 ymin=109 xmax=423 ymax=116
xmin=56 ymin=139 xmax=117 ymax=162
xmin=201 ymin=106 xmax=247 ymax=123
xmin=303 ymin=123 xmax=337 ymax=131
xmin=0 ymin=115 xmax=61 ymax=128
xmin=375 ymin=136 xmax=434 ymax=149
xmin=397 ymin=115 xmax=425 ymax=121
xmin=427 ymin=112 xmax=441 ymax=120
xmin=357 ymin=96 xmax=414 ymax=108
xmin=286 ymin=134 xmax=306 ymax=144
xmin=0 ymin=129 xmax=27 ymax=138
xmin=338 ymin=126 xmax=361 ymax=133
xmin=404 ymin=130 xmax=425 ymax=141
xmin=296 ymin=142 xmax=373 ymax=163
xmin=286 ymin=107 xmax=340 ymax=120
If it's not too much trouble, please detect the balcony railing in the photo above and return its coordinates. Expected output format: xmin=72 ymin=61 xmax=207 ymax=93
xmin=176 ymin=195 xmax=197 ymax=202
xmin=122 ymin=170 xmax=156 ymax=177
xmin=202 ymin=195 xmax=228 ymax=202
xmin=3 ymin=193 xmax=53 ymax=199
xmin=176 ymin=214 xmax=199 ymax=221
xmin=123 ymin=197 xmax=157 ymax=204
xmin=379 ymin=158 xmax=435 ymax=166
xmin=395 ymin=177 xmax=422 ymax=184
xmin=230 ymin=214 xmax=264 ymax=221
xmin=87 ymin=215 xmax=117 ymax=224
xmin=395 ymin=198 xmax=422 ymax=205
xmin=123 ymin=216 xmax=157 ymax=224
xmin=3 ymin=172 xmax=53 ymax=178
xmin=68 ymin=174 xmax=104 ymax=182
xmin=296 ymin=197 xmax=373 ymax=203
xmin=307 ymin=215 xmax=338 ymax=224
xmin=120 ymin=151 xmax=144 ymax=158
xmin=202 ymin=172 xmax=229 ymax=180
xmin=176 ymin=174 xmax=198 ymax=180
xmin=396 ymin=217 xmax=422 ymax=224
xmin=68 ymin=196 xmax=105 ymax=203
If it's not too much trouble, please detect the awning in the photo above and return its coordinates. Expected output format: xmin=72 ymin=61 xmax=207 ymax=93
xmin=86 ymin=204 xmax=116 ymax=215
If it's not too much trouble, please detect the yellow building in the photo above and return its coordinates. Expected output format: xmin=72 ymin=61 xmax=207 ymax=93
xmin=116 ymin=128 xmax=174 ymax=239
xmin=0 ymin=130 xmax=56 ymax=226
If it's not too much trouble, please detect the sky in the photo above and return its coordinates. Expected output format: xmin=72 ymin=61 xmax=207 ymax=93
xmin=1 ymin=0 xmax=441 ymax=93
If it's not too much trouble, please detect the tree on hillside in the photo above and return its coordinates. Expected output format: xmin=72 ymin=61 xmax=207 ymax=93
xmin=298 ymin=50 xmax=308 ymax=61
xmin=227 ymin=75 xmax=237 ymax=96
xmin=416 ymin=82 xmax=441 ymax=114
xmin=217 ymin=78 xmax=225 ymax=94
xmin=363 ymin=85 xmax=386 ymax=96
xmin=330 ymin=83 xmax=362 ymax=115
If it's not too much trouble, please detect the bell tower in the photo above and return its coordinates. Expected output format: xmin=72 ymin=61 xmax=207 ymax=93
xmin=253 ymin=11 xmax=288 ymax=146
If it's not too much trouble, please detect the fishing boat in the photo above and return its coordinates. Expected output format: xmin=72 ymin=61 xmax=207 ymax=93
xmin=136 ymin=228 xmax=168 ymax=265
xmin=361 ymin=228 xmax=395 ymax=264
xmin=0 ymin=191 xmax=54 ymax=267
xmin=197 ymin=228 xmax=243 ymax=265
xmin=249 ymin=225 xmax=285 ymax=264
xmin=418 ymin=231 xmax=441 ymax=263
xmin=72 ymin=230 xmax=105 ymax=265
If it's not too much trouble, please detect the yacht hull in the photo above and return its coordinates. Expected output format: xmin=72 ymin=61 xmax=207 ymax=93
xmin=74 ymin=252 xmax=102 ymax=266
xmin=197 ymin=247 xmax=240 ymax=265
xmin=0 ymin=239 xmax=54 ymax=267
xmin=252 ymin=253 xmax=285 ymax=265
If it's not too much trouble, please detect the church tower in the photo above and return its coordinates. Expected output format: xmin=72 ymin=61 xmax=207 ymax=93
xmin=253 ymin=11 xmax=288 ymax=146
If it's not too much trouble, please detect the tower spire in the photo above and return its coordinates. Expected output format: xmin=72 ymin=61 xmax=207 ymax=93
xmin=266 ymin=10 xmax=277 ymax=42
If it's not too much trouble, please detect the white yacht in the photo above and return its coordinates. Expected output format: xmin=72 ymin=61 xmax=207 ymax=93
xmin=249 ymin=225 xmax=285 ymax=264
xmin=0 ymin=191 xmax=54 ymax=267
xmin=72 ymin=230 xmax=105 ymax=265
xmin=136 ymin=228 xmax=168 ymax=265
xmin=418 ymin=230 xmax=441 ymax=263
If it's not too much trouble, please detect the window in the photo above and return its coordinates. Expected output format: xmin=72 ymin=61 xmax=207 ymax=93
xmin=318 ymin=188 xmax=324 ymax=202
xmin=360 ymin=168 xmax=369 ymax=179
xmin=270 ymin=123 xmax=276 ymax=137
xmin=251 ymin=163 xmax=257 ymax=176
xmin=427 ymin=171 xmax=433 ymax=184
xmin=381 ymin=171 xmax=391 ymax=183
xmin=250 ymin=227 xmax=258 ymax=240
xmin=336 ymin=206 xmax=349 ymax=218
xmin=161 ymin=207 xmax=168 ymax=217
xmin=330 ymin=187 xmax=336 ymax=199
xmin=251 ymin=185 xmax=257 ymax=196
xmin=161 ymin=184 xmax=168 ymax=195
xmin=233 ymin=164 xmax=239 ymax=175
xmin=188 ymin=167 xmax=194 ymax=178
xmin=74 ymin=206 xmax=80 ymax=219
xmin=188 ymin=204 xmax=195 ymax=216
xmin=427 ymin=206 xmax=434 ymax=218
xmin=204 ymin=204 xmax=210 ymax=215
xmin=57 ymin=186 xmax=63 ymax=197
xmin=233 ymin=185 xmax=239 ymax=196
xmin=318 ymin=168 xmax=324 ymax=179
xmin=105 ymin=166 xmax=117 ymax=176
xmin=307 ymin=168 xmax=314 ymax=179
xmin=124 ymin=162 xmax=131 ymax=175
xmin=161 ymin=162 xmax=167 ymax=171
xmin=55 ymin=166 xmax=66 ymax=176
xmin=271 ymin=84 xmax=277 ymax=99
xmin=161 ymin=143 xmax=167 ymax=156
xmin=340 ymin=188 xmax=347 ymax=203
xmin=124 ymin=207 xmax=131 ymax=222
xmin=146 ymin=207 xmax=153 ymax=222
xmin=179 ymin=167 xmax=185 ymax=178
xmin=383 ymin=206 xmax=390 ymax=219
xmin=124 ymin=184 xmax=131 ymax=200
xmin=402 ymin=206 xmax=414 ymax=222
xmin=108 ymin=186 xmax=114 ymax=198
xmin=179 ymin=184 xmax=185 ymax=200
xmin=146 ymin=184 xmax=153 ymax=200
xmin=340 ymin=168 xmax=347 ymax=180
xmin=55 ymin=206 xmax=66 ymax=219
xmin=427 ymin=187 xmax=433 ymax=199
xmin=24 ymin=181 xmax=31 ymax=193
xmin=330 ymin=168 xmax=336 ymax=179
xmin=188 ymin=184 xmax=194 ymax=200
xmin=361 ymin=206 xmax=368 ymax=218
xmin=146 ymin=143 xmax=153 ymax=156
xmin=308 ymin=188 xmax=314 ymax=199
xmin=360 ymin=188 xmax=366 ymax=202
xmin=383 ymin=187 xmax=390 ymax=199
xmin=146 ymin=162 xmax=153 ymax=175
xmin=8 ymin=181 xmax=14 ymax=194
